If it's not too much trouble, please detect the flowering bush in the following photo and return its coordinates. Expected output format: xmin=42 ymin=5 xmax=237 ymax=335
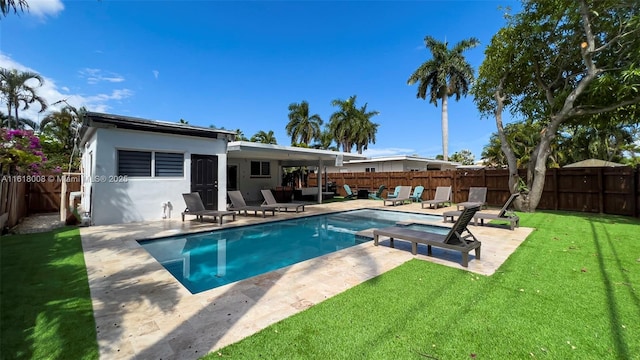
xmin=0 ymin=128 xmax=48 ymax=175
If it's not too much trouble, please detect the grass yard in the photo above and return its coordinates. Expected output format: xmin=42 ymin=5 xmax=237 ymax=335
xmin=209 ymin=211 xmax=640 ymax=359
xmin=0 ymin=227 xmax=98 ymax=360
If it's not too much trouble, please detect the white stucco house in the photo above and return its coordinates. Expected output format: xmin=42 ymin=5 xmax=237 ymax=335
xmin=323 ymin=155 xmax=460 ymax=173
xmin=79 ymin=112 xmax=235 ymax=226
xmin=78 ymin=112 xmax=366 ymax=226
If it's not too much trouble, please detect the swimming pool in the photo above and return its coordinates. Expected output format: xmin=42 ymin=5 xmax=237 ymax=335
xmin=138 ymin=209 xmax=443 ymax=294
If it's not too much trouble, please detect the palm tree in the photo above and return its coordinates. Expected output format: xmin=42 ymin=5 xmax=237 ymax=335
xmin=0 ymin=68 xmax=47 ymax=129
xmin=286 ymin=101 xmax=323 ymax=146
xmin=329 ymin=96 xmax=358 ymax=152
xmin=0 ymin=111 xmax=37 ymax=130
xmin=408 ymin=36 xmax=479 ymax=161
xmin=250 ymin=130 xmax=278 ymax=144
xmin=1 ymin=0 xmax=28 ymax=17
xmin=329 ymin=95 xmax=379 ymax=153
xmin=311 ymin=128 xmax=338 ymax=151
xmin=353 ymin=102 xmax=379 ymax=154
xmin=39 ymin=105 xmax=86 ymax=171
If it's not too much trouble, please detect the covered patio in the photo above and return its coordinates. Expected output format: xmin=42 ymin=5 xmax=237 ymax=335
xmin=226 ymin=141 xmax=366 ymax=204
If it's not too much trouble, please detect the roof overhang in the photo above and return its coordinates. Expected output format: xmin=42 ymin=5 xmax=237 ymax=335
xmin=80 ymin=112 xmax=236 ymax=145
xmin=227 ymin=141 xmax=367 ymax=166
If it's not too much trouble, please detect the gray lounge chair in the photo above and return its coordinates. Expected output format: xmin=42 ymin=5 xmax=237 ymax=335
xmin=373 ymin=205 xmax=481 ymax=267
xmin=261 ymin=189 xmax=306 ymax=213
xmin=421 ymin=186 xmax=452 ymax=209
xmin=182 ymin=192 xmax=237 ymax=225
xmin=443 ymin=193 xmax=520 ymax=230
xmin=456 ymin=187 xmax=488 ymax=210
xmin=383 ymin=186 xmax=412 ymax=206
xmin=228 ymin=190 xmax=277 ymax=217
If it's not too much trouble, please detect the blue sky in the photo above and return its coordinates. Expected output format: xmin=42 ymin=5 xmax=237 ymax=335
xmin=1 ymin=0 xmax=519 ymax=160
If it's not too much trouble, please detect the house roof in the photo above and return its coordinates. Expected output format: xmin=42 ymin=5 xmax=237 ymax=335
xmin=563 ymin=159 xmax=627 ymax=168
xmin=80 ymin=112 xmax=237 ymax=141
xmin=343 ymin=155 xmax=460 ymax=167
xmin=227 ymin=141 xmax=367 ymax=166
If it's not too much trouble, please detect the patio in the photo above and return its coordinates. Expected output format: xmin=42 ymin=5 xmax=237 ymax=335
xmin=80 ymin=200 xmax=533 ymax=359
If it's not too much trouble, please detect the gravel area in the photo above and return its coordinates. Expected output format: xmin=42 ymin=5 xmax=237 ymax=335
xmin=10 ymin=213 xmax=66 ymax=234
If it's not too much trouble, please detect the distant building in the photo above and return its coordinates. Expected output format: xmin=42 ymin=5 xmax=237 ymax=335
xmin=563 ymin=159 xmax=626 ymax=168
xmin=324 ymin=155 xmax=460 ymax=173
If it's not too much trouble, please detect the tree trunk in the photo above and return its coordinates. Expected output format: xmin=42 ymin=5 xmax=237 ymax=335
xmin=441 ymin=95 xmax=449 ymax=161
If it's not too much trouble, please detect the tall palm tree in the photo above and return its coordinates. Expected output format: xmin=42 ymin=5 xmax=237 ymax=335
xmin=0 ymin=68 xmax=47 ymax=129
xmin=39 ymin=105 xmax=86 ymax=171
xmin=250 ymin=130 xmax=278 ymax=144
xmin=408 ymin=36 xmax=479 ymax=161
xmin=285 ymin=101 xmax=323 ymax=146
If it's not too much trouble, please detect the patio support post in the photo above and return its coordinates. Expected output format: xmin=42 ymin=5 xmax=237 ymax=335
xmin=317 ymin=158 xmax=323 ymax=204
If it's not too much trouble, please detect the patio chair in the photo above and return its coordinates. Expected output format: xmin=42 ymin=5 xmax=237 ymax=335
xmin=373 ymin=205 xmax=481 ymax=267
xmin=386 ymin=186 xmax=400 ymax=199
xmin=261 ymin=189 xmax=306 ymax=213
xmin=368 ymin=185 xmax=387 ymax=200
xmin=409 ymin=185 xmax=425 ymax=202
xmin=343 ymin=184 xmax=356 ymax=199
xmin=181 ymin=192 xmax=237 ymax=225
xmin=443 ymin=193 xmax=520 ymax=230
xmin=421 ymin=186 xmax=452 ymax=209
xmin=456 ymin=187 xmax=488 ymax=210
xmin=228 ymin=190 xmax=277 ymax=217
xmin=383 ymin=186 xmax=412 ymax=206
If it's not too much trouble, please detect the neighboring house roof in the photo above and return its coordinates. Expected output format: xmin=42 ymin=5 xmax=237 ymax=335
xmin=563 ymin=159 xmax=626 ymax=168
xmin=342 ymin=155 xmax=460 ymax=168
xmin=227 ymin=141 xmax=367 ymax=166
xmin=80 ymin=112 xmax=236 ymax=145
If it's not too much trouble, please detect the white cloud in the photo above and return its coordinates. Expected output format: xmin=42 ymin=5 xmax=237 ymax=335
xmin=25 ymin=0 xmax=64 ymax=18
xmin=0 ymin=53 xmax=134 ymax=124
xmin=153 ymin=70 xmax=159 ymax=79
xmin=79 ymin=68 xmax=125 ymax=84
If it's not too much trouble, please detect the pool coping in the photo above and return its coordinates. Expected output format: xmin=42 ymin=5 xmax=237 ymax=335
xmin=80 ymin=200 xmax=533 ymax=359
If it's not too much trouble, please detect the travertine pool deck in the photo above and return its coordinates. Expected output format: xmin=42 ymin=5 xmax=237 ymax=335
xmin=80 ymin=200 xmax=533 ymax=359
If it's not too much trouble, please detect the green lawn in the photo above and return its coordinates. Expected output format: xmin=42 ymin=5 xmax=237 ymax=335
xmin=208 ymin=211 xmax=640 ymax=359
xmin=1 ymin=212 xmax=638 ymax=359
xmin=0 ymin=227 xmax=98 ymax=360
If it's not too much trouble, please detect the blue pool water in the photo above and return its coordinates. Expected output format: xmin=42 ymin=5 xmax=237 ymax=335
xmin=138 ymin=209 xmax=443 ymax=294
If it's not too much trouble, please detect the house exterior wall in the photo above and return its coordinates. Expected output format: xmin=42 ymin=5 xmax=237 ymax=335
xmin=82 ymin=127 xmax=228 ymax=225
xmin=228 ymin=158 xmax=280 ymax=203
xmin=325 ymin=159 xmax=458 ymax=173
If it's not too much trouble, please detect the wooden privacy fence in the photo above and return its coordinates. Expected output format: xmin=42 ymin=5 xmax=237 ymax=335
xmin=0 ymin=173 xmax=81 ymax=230
xmin=309 ymin=166 xmax=640 ymax=217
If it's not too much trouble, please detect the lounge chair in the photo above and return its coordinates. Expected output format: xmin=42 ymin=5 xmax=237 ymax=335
xmin=421 ymin=186 xmax=452 ymax=209
xmin=386 ymin=186 xmax=400 ymax=199
xmin=456 ymin=187 xmax=488 ymax=210
xmin=409 ymin=185 xmax=425 ymax=202
xmin=443 ymin=193 xmax=520 ymax=230
xmin=228 ymin=190 xmax=277 ymax=217
xmin=373 ymin=205 xmax=481 ymax=267
xmin=181 ymin=192 xmax=237 ymax=225
xmin=261 ymin=189 xmax=306 ymax=213
xmin=368 ymin=185 xmax=387 ymax=200
xmin=343 ymin=184 xmax=356 ymax=199
xmin=383 ymin=186 xmax=412 ymax=206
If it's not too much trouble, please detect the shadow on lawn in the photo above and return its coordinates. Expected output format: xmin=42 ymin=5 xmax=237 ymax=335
xmin=590 ymin=220 xmax=638 ymax=359
xmin=82 ymin=203 xmax=384 ymax=359
xmin=0 ymin=227 xmax=98 ymax=360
